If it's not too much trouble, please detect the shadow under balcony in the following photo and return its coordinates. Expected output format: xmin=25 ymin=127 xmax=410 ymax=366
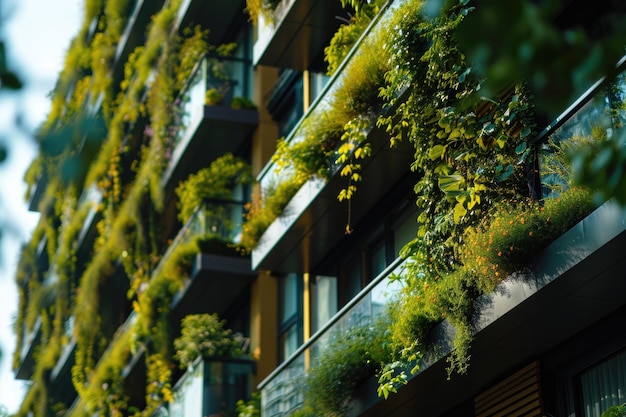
xmin=112 ymin=0 xmax=166 ymax=90
xmin=176 ymin=0 xmax=247 ymax=45
xmin=253 ymin=0 xmax=346 ymax=70
xmin=259 ymin=200 xmax=626 ymax=417
xmin=161 ymin=54 xmax=258 ymax=194
xmin=14 ymin=317 xmax=42 ymax=380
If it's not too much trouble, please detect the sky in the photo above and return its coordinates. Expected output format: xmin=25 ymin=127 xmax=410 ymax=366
xmin=0 ymin=0 xmax=81 ymax=413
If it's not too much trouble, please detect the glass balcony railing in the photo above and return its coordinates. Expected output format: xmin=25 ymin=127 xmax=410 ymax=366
xmin=152 ymin=199 xmax=246 ymax=279
xmin=170 ymin=358 xmax=255 ymax=417
xmin=260 ymin=257 xmax=405 ymax=417
xmin=538 ymin=57 xmax=626 ymax=200
xmin=173 ymin=53 xmax=252 ymax=149
xmin=256 ymin=0 xmax=397 ymax=199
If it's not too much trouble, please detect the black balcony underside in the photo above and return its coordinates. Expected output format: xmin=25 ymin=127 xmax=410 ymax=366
xmin=14 ymin=322 xmax=42 ymax=380
xmin=170 ymin=253 xmax=256 ymax=323
xmin=254 ymin=0 xmax=346 ymax=71
xmin=350 ymin=208 xmax=626 ymax=417
xmin=112 ymin=0 xmax=166 ymax=91
xmin=177 ymin=0 xmax=246 ymax=45
xmin=50 ymin=340 xmax=77 ymax=405
xmin=162 ymin=106 xmax=258 ymax=193
xmin=252 ymin=126 xmax=416 ymax=273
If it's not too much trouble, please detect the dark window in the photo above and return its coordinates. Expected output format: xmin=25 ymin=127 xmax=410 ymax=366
xmin=278 ymin=273 xmax=302 ymax=362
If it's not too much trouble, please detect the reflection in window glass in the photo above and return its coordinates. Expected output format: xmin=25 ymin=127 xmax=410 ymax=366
xmin=278 ymin=273 xmax=301 ymax=362
xmin=394 ymin=211 xmax=417 ymax=255
xmin=371 ymin=242 xmax=386 ymax=278
xmin=580 ymin=349 xmax=626 ymax=417
xmin=311 ymin=275 xmax=337 ymax=333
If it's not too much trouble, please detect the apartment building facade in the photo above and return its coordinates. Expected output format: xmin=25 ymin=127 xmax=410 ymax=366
xmin=12 ymin=0 xmax=626 ymax=416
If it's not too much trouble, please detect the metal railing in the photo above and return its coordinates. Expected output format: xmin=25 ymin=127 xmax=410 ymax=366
xmin=260 ymin=257 xmax=406 ymax=416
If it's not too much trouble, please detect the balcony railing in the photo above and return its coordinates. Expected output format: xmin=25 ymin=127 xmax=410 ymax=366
xmin=170 ymin=357 xmax=255 ymax=417
xmin=256 ymin=0 xmax=396 ymax=195
xmin=162 ymin=53 xmax=256 ymax=189
xmin=173 ymin=53 xmax=252 ymax=151
xmin=152 ymin=199 xmax=246 ymax=279
xmin=260 ymin=257 xmax=405 ymax=417
xmin=536 ymin=55 xmax=626 ymax=200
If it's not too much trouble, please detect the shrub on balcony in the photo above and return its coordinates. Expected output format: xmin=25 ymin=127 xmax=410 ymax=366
xmin=295 ymin=321 xmax=392 ymax=417
xmin=176 ymin=153 xmax=251 ymax=225
xmin=173 ymin=313 xmax=247 ymax=370
xmin=386 ymin=186 xmax=597 ymax=384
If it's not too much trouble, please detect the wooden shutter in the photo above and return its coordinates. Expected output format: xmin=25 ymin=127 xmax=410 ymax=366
xmin=474 ymin=360 xmax=544 ymax=417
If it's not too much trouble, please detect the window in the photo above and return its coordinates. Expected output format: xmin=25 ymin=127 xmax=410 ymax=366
xmin=267 ymin=70 xmax=304 ymax=137
xmin=278 ymin=273 xmax=302 ymax=362
xmin=579 ymin=349 xmax=626 ymax=417
xmin=311 ymin=275 xmax=337 ymax=334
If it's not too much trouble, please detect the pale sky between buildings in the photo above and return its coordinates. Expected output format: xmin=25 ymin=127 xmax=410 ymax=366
xmin=0 ymin=0 xmax=81 ymax=412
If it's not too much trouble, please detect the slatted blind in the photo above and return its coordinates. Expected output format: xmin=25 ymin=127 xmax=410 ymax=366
xmin=474 ymin=361 xmax=544 ymax=417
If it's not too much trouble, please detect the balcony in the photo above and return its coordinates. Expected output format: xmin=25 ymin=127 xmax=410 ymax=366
xmin=170 ymin=357 xmax=255 ymax=417
xmin=253 ymin=0 xmax=346 ymax=70
xmin=260 ymin=257 xmax=405 ymax=416
xmin=14 ymin=316 xmax=42 ymax=380
xmin=252 ymin=1 xmax=413 ymax=272
xmin=161 ymin=54 xmax=258 ymax=193
xmin=176 ymin=0 xmax=246 ymax=44
xmin=156 ymin=200 xmax=256 ymax=322
xmin=111 ymin=0 xmax=166 ymax=89
xmin=50 ymin=316 xmax=78 ymax=405
xmin=75 ymin=184 xmax=103 ymax=267
xmin=260 ymin=199 xmax=626 ymax=416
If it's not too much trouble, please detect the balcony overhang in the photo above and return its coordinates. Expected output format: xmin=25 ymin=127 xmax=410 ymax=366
xmin=176 ymin=0 xmax=246 ymax=44
xmin=170 ymin=253 xmax=257 ymax=322
xmin=15 ymin=318 xmax=42 ymax=380
xmin=112 ymin=0 xmax=166 ymax=87
xmin=351 ymin=202 xmax=626 ymax=417
xmin=161 ymin=107 xmax=258 ymax=192
xmin=28 ymin=174 xmax=48 ymax=212
xmin=253 ymin=0 xmax=346 ymax=70
xmin=252 ymin=128 xmax=415 ymax=273
xmin=50 ymin=339 xmax=77 ymax=404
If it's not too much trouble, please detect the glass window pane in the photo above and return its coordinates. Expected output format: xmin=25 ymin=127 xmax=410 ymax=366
xmin=580 ymin=349 xmax=626 ymax=417
xmin=280 ymin=273 xmax=298 ymax=324
xmin=371 ymin=242 xmax=387 ymax=278
xmin=312 ymin=275 xmax=337 ymax=333
xmin=393 ymin=211 xmax=417 ymax=255
xmin=280 ymin=324 xmax=299 ymax=360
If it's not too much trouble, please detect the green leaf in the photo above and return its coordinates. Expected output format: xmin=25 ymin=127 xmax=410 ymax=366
xmin=429 ymin=144 xmax=447 ymax=160
xmin=495 ymin=164 xmax=514 ymax=182
xmin=438 ymin=174 xmax=465 ymax=193
xmin=454 ymin=201 xmax=467 ymax=223
xmin=515 ymin=141 xmax=527 ymax=154
xmin=519 ymin=127 xmax=531 ymax=138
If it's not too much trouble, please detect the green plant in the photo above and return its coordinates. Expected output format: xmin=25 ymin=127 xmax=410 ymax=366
xmin=324 ymin=0 xmax=386 ymax=76
xmin=244 ymin=0 xmax=282 ymax=23
xmin=381 ymin=186 xmax=598 ymax=390
xmin=240 ymin=175 xmax=307 ymax=251
xmin=176 ymin=153 xmax=251 ymax=224
xmin=231 ymin=96 xmax=257 ymax=110
xmin=303 ymin=321 xmax=392 ymax=416
xmin=205 ymin=88 xmax=224 ymax=105
xmin=603 ymin=403 xmax=626 ymax=417
xmin=173 ymin=313 xmax=246 ymax=370
xmin=235 ymin=391 xmax=261 ymax=417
